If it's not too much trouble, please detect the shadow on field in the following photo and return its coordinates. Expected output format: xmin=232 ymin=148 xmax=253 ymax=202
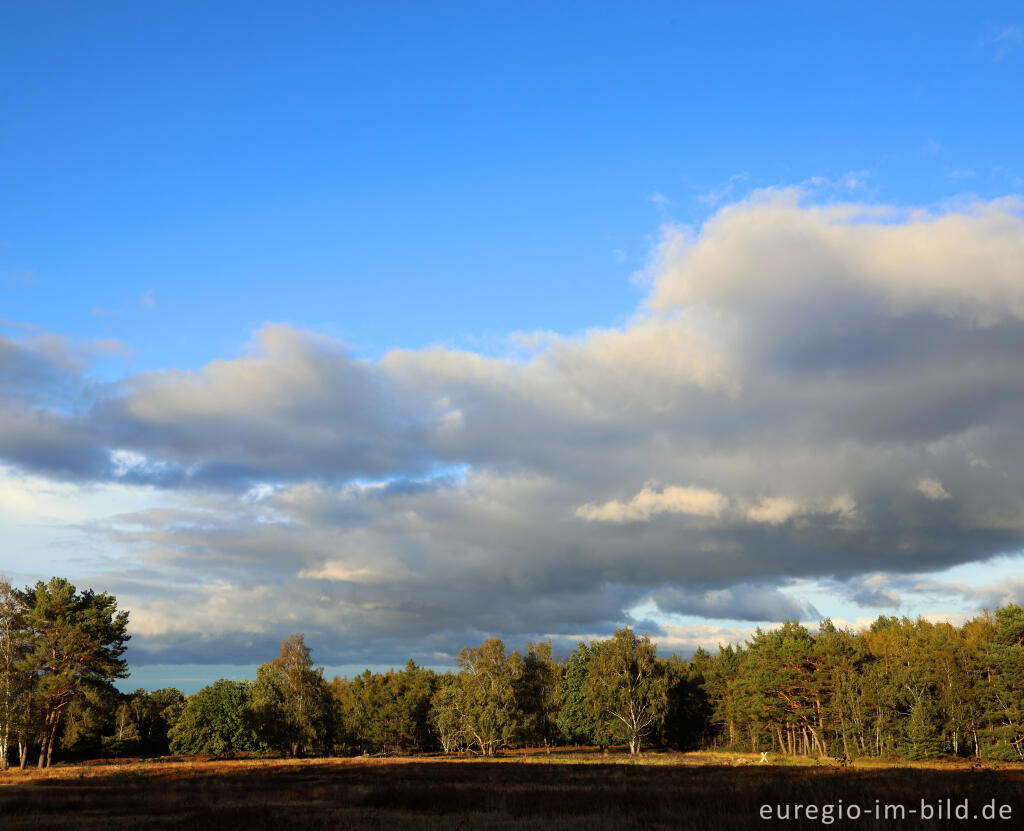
xmin=1 ymin=758 xmax=1022 ymax=830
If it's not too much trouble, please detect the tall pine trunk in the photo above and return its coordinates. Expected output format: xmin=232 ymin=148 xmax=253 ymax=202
xmin=37 ymin=707 xmax=61 ymax=769
xmin=37 ymin=710 xmax=52 ymax=769
xmin=45 ymin=725 xmax=57 ymax=767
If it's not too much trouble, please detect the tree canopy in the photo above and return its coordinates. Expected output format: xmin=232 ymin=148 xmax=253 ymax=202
xmin=15 ymin=578 xmax=130 ymax=767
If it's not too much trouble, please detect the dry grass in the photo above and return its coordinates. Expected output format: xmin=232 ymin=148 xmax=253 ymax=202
xmin=1 ymin=750 xmax=1022 ymax=829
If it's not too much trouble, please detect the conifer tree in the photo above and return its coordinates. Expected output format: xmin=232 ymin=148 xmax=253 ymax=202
xmin=980 ymin=604 xmax=1024 ymax=759
xmin=18 ymin=578 xmax=129 ymax=767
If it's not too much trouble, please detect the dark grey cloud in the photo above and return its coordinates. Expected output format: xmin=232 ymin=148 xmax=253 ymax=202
xmin=647 ymin=583 xmax=820 ymax=622
xmin=0 ymin=329 xmax=119 ymax=408
xmin=1 ymin=325 xmax=441 ymax=487
xmin=4 ymin=195 xmax=1024 ymax=664
xmin=0 ymin=409 xmax=109 ymax=479
xmin=0 ymin=330 xmax=125 ymax=477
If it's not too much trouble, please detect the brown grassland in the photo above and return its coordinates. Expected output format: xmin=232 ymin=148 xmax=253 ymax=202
xmin=2 ymin=749 xmax=1023 ymax=830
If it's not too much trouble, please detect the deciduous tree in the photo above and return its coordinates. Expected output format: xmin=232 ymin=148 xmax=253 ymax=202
xmin=0 ymin=579 xmax=31 ymax=770
xmin=253 ymin=634 xmax=334 ymax=756
xmin=168 ymin=679 xmax=263 ymax=755
xmin=586 ymin=628 xmax=667 ymax=755
xmin=457 ymin=638 xmax=522 ymax=755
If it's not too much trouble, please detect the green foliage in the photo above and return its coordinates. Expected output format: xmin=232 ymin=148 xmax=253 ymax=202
xmin=737 ymin=622 xmax=824 ymax=755
xmin=16 ymin=577 xmax=130 ymax=767
xmin=134 ymin=687 xmax=187 ymax=753
xmin=456 ymin=638 xmax=522 ymax=755
xmin=57 ymin=694 xmax=107 ymax=756
xmin=905 ymin=697 xmax=943 ymax=759
xmin=980 ymin=605 xmax=1024 ymax=760
xmin=700 ymin=643 xmax=743 ymax=748
xmin=253 ymin=634 xmax=335 ymax=756
xmin=0 ymin=579 xmax=33 ymax=769
xmin=515 ymin=641 xmax=563 ymax=749
xmin=93 ymin=687 xmax=186 ymax=756
xmin=55 ymin=686 xmax=188 ymax=758
xmin=332 ymin=660 xmax=438 ymax=754
xmin=662 ymin=652 xmax=711 ymax=749
xmin=685 ymin=610 xmax=1024 ymax=763
xmin=556 ymin=642 xmax=605 ymax=746
xmin=19 ymin=578 xmax=130 ymax=699
xmin=429 ymin=673 xmax=466 ymax=753
xmin=168 ymin=679 xmax=265 ymax=755
xmin=584 ymin=628 xmax=667 ymax=754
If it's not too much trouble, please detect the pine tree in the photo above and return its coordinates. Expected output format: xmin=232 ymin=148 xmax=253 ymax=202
xmin=905 ymin=697 xmax=943 ymax=759
xmin=980 ymin=605 xmax=1024 ymax=760
xmin=18 ymin=577 xmax=129 ymax=768
xmin=557 ymin=642 xmax=611 ymax=747
xmin=515 ymin=641 xmax=563 ymax=751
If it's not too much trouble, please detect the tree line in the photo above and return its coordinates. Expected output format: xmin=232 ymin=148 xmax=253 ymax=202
xmin=4 ymin=576 xmax=1024 ymax=766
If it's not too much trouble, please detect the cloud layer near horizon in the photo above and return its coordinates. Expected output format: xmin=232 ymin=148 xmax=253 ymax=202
xmin=4 ymin=190 xmax=1024 ymax=666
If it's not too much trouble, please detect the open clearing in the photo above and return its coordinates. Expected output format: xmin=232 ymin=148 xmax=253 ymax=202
xmin=2 ymin=751 xmax=1023 ymax=830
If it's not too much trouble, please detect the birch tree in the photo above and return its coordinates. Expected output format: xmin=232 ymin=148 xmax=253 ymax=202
xmin=457 ymin=638 xmax=522 ymax=755
xmin=0 ymin=579 xmax=30 ymax=770
xmin=429 ymin=674 xmax=467 ymax=754
xmin=586 ymin=628 xmax=667 ymax=755
xmin=252 ymin=634 xmax=334 ymax=756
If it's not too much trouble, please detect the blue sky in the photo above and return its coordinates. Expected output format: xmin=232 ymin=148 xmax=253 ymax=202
xmin=3 ymin=2 xmax=1021 ymax=367
xmin=2 ymin=2 xmax=1024 ymax=692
